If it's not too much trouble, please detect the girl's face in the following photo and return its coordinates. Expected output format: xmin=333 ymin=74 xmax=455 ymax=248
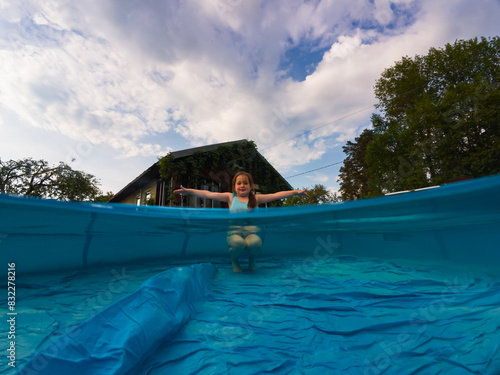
xmin=234 ymin=175 xmax=251 ymax=196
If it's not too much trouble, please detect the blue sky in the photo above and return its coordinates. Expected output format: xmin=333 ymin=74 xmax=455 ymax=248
xmin=1 ymin=0 xmax=499 ymax=195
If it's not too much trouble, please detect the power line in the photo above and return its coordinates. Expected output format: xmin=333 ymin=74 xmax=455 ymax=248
xmin=263 ymin=79 xmax=437 ymax=181
xmin=261 ymin=78 xmax=434 ymax=154
xmin=261 ymin=104 xmax=375 ymax=152
xmin=264 ymin=105 xmax=375 ymax=180
xmin=285 ymin=161 xmax=343 ymax=179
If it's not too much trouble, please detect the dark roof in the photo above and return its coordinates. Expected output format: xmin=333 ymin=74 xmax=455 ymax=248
xmin=169 ymin=139 xmax=248 ymax=158
xmin=109 ymin=139 xmax=267 ymax=203
xmin=108 ymin=163 xmax=159 ymax=203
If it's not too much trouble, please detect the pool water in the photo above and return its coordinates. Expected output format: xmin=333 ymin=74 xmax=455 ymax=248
xmin=6 ymin=255 xmax=500 ymax=374
xmin=2 ymin=175 xmax=500 ymax=374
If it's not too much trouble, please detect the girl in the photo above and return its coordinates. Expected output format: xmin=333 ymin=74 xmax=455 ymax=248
xmin=173 ymin=171 xmax=308 ymax=272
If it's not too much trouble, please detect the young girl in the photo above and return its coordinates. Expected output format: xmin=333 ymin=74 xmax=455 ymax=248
xmin=173 ymin=171 xmax=308 ymax=272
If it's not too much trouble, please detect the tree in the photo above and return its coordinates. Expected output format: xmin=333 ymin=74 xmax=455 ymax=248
xmin=94 ymin=191 xmax=115 ymax=202
xmin=0 ymin=158 xmax=102 ymax=201
xmin=282 ymin=184 xmax=339 ymax=206
xmin=366 ymin=36 xmax=500 ymax=194
xmin=338 ymin=128 xmax=374 ymax=200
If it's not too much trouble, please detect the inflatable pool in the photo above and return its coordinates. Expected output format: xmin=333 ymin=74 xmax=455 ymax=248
xmin=1 ymin=175 xmax=500 ymax=374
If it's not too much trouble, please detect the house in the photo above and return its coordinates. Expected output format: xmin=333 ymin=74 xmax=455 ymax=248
xmin=109 ymin=139 xmax=292 ymax=208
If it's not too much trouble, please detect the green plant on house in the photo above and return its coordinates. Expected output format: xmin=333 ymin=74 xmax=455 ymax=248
xmin=158 ymin=141 xmax=291 ymax=206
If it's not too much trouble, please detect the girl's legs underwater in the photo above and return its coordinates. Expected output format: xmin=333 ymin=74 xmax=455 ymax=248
xmin=227 ymin=234 xmax=262 ymax=272
xmin=227 ymin=234 xmax=245 ymax=272
xmin=246 ymin=234 xmax=262 ymax=271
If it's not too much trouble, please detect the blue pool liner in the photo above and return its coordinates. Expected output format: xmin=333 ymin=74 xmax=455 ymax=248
xmin=1 ymin=175 xmax=499 ymax=374
xmin=17 ymin=263 xmax=217 ymax=375
xmin=10 ymin=257 xmax=500 ymax=375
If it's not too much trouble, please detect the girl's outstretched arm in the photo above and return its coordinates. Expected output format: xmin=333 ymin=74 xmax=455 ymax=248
xmin=173 ymin=185 xmax=232 ymax=203
xmin=256 ymin=189 xmax=308 ymax=204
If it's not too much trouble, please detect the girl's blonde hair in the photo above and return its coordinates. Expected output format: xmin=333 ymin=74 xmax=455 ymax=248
xmin=232 ymin=171 xmax=257 ymax=209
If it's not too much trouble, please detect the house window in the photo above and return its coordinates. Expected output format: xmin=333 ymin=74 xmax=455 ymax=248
xmin=136 ymin=195 xmax=141 ymax=206
xmin=187 ymin=180 xmax=221 ymax=208
xmin=210 ymin=184 xmax=221 ymax=208
xmin=200 ymin=180 xmax=221 ymax=208
xmin=200 ymin=183 xmax=210 ymax=208
xmin=145 ymin=191 xmax=151 ymax=205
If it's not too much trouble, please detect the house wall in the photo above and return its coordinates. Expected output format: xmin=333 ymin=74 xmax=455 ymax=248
xmin=120 ymin=180 xmax=158 ymax=205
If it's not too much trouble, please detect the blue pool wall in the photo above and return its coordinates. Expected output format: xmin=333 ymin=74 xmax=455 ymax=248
xmin=1 ymin=174 xmax=499 ymax=276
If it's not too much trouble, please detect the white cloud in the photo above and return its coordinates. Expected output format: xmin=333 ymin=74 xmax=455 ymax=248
xmin=0 ymin=15 xmax=175 ymax=158
xmin=310 ymin=172 xmax=330 ymax=184
xmin=261 ymin=137 xmax=329 ymax=173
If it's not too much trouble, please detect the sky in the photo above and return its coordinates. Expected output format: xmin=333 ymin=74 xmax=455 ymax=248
xmin=1 ymin=0 xmax=499 ymax=196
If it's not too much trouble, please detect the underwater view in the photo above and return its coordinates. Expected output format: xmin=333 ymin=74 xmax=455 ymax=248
xmin=1 ymin=175 xmax=500 ymax=374
xmin=7 ymin=256 xmax=500 ymax=374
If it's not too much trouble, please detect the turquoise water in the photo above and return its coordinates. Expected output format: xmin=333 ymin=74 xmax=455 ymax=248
xmin=140 ymin=258 xmax=500 ymax=374
xmin=4 ymin=256 xmax=500 ymax=374
xmin=1 ymin=175 xmax=500 ymax=374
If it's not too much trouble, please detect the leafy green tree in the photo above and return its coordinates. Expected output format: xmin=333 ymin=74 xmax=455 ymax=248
xmin=282 ymin=184 xmax=339 ymax=206
xmin=367 ymin=36 xmax=500 ymax=194
xmin=338 ymin=128 xmax=374 ymax=200
xmin=94 ymin=191 xmax=115 ymax=202
xmin=0 ymin=158 xmax=101 ymax=201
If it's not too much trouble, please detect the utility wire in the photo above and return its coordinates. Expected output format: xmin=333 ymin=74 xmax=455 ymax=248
xmin=285 ymin=161 xmax=343 ymax=179
xmin=263 ymin=79 xmax=435 ymax=181
xmin=261 ymin=104 xmax=375 ymax=152
xmin=263 ymin=78 xmax=432 ymax=154
xmin=261 ymin=104 xmax=375 ymax=180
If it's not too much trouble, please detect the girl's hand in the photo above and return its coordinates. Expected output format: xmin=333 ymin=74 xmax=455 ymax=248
xmin=173 ymin=185 xmax=190 ymax=195
xmin=295 ymin=189 xmax=309 ymax=198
